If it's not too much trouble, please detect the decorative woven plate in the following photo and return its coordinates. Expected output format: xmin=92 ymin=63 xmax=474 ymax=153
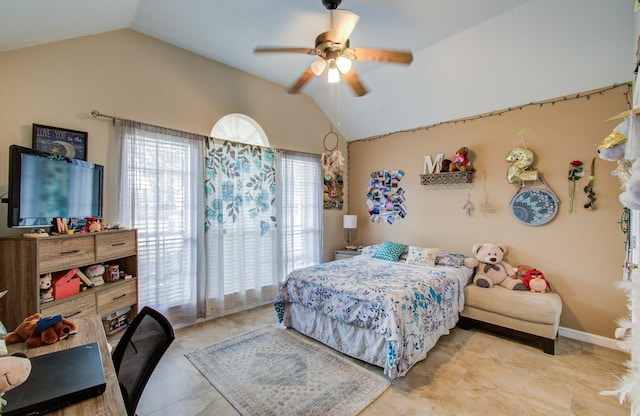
xmin=510 ymin=188 xmax=558 ymax=226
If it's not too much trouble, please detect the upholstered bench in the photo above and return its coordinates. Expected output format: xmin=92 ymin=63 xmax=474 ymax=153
xmin=458 ymin=284 xmax=563 ymax=354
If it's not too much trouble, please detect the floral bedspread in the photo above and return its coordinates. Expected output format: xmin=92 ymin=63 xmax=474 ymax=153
xmin=273 ymin=256 xmax=472 ymax=380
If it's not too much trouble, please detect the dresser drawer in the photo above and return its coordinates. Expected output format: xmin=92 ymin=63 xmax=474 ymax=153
xmin=38 ymin=237 xmax=95 ymax=273
xmin=97 ymin=280 xmax=137 ymax=317
xmin=41 ymin=292 xmax=96 ymax=320
xmin=95 ymin=231 xmax=137 ymax=262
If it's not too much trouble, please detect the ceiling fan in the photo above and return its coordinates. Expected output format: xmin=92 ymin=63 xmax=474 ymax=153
xmin=254 ymin=0 xmax=413 ymax=97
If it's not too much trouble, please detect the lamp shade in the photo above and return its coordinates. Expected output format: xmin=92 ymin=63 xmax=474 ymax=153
xmin=343 ymin=215 xmax=357 ymax=229
xmin=311 ymin=58 xmax=327 ymax=76
xmin=327 ymin=67 xmax=340 ymax=83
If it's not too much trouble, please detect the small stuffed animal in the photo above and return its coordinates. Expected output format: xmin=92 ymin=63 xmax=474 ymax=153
xmin=0 ymin=354 xmax=31 ymax=392
xmin=596 ymin=119 xmax=632 ymax=184
xmin=523 ymin=268 xmax=552 ymax=293
xmin=449 ymin=147 xmax=473 ymax=172
xmin=516 ymin=264 xmax=532 ymax=280
xmin=85 ymin=264 xmax=106 ymax=286
xmin=463 ymin=243 xmax=527 ymax=290
xmin=4 ymin=314 xmax=77 ymax=348
xmin=0 ymin=353 xmax=31 ymax=411
xmin=85 ymin=217 xmax=103 ymax=233
xmin=39 ymin=273 xmax=53 ymax=301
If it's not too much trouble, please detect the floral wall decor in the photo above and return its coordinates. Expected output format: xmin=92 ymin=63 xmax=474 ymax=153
xmin=583 ymin=157 xmax=597 ymax=210
xmin=366 ymin=170 xmax=406 ymax=224
xmin=567 ymin=160 xmax=585 ymax=213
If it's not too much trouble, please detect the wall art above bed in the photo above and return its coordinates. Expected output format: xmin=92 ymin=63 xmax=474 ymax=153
xmin=366 ymin=170 xmax=406 ymax=224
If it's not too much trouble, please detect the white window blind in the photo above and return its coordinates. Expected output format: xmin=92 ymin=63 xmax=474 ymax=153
xmin=118 ymin=120 xmax=205 ymax=324
xmin=278 ymin=150 xmax=323 ymax=277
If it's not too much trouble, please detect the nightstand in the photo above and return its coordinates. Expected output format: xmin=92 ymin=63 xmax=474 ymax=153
xmin=334 ymin=248 xmax=361 ymax=260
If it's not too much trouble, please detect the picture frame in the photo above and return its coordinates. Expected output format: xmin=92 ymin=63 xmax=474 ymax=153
xmin=32 ymin=123 xmax=88 ymax=161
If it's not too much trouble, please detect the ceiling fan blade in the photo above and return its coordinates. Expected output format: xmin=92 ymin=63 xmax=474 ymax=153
xmin=287 ymin=67 xmax=316 ymax=94
xmin=328 ymin=9 xmax=359 ymax=44
xmin=352 ymin=47 xmax=413 ymax=64
xmin=342 ymin=69 xmax=368 ymax=97
xmin=254 ymin=47 xmax=313 ymax=55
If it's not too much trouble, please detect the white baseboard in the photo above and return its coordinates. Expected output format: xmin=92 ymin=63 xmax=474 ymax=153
xmin=559 ymin=326 xmax=624 ymax=351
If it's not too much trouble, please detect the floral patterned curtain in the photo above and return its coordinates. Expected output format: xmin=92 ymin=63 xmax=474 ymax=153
xmin=203 ymin=138 xmax=279 ymax=316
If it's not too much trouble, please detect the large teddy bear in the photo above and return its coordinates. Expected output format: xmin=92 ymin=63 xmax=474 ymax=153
xmin=463 ymin=243 xmax=527 ymax=290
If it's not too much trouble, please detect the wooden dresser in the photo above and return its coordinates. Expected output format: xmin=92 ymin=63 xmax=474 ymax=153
xmin=0 ymin=229 xmax=138 ymax=335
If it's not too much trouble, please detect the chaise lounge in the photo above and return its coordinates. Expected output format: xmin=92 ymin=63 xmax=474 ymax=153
xmin=459 ymin=284 xmax=563 ymax=354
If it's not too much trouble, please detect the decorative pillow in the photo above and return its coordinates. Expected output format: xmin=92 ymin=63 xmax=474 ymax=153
xmin=360 ymin=245 xmax=379 ymax=257
xmin=405 ymin=246 xmax=439 ymax=267
xmin=435 ymin=252 xmax=466 ymax=268
xmin=372 ymin=241 xmax=408 ymax=262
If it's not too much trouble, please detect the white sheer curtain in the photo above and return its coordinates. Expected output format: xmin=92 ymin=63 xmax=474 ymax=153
xmin=203 ymin=138 xmax=279 ymax=316
xmin=117 ymin=120 xmax=206 ymax=326
xmin=278 ymin=150 xmax=323 ymax=277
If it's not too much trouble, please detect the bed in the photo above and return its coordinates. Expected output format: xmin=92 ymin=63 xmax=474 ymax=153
xmin=273 ymin=244 xmax=473 ymax=381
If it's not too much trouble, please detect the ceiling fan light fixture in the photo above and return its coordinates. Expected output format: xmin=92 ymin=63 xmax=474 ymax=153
xmin=336 ymin=56 xmax=352 ymax=74
xmin=327 ymin=66 xmax=340 ymax=83
xmin=311 ymin=58 xmax=327 ymax=76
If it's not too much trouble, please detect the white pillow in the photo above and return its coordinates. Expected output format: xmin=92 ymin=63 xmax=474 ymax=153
xmin=405 ymin=246 xmax=439 ymax=267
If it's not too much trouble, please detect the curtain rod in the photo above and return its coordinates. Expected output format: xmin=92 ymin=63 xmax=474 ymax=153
xmin=91 ymin=110 xmax=117 ymax=125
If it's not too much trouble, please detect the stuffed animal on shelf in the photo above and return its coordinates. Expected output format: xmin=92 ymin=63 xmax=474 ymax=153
xmin=0 ymin=353 xmax=31 ymax=411
xmin=85 ymin=217 xmax=103 ymax=233
xmin=449 ymin=147 xmax=473 ymax=172
xmin=463 ymin=243 xmax=527 ymax=290
xmin=39 ymin=273 xmax=53 ymax=302
xmin=85 ymin=264 xmax=106 ymax=286
xmin=523 ymin=268 xmax=552 ymax=293
xmin=4 ymin=313 xmax=77 ymax=348
xmin=441 ymin=159 xmax=452 ymax=172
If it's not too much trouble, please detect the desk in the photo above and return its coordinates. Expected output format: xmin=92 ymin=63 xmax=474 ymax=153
xmin=7 ymin=315 xmax=127 ymax=416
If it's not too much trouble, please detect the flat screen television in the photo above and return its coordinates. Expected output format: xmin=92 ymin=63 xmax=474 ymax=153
xmin=6 ymin=144 xmax=104 ymax=228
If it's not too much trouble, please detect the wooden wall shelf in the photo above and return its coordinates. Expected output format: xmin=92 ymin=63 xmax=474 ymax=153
xmin=420 ymin=171 xmax=473 ymax=185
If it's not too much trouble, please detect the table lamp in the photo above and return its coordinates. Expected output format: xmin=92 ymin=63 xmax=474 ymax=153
xmin=343 ymin=215 xmax=357 ymax=249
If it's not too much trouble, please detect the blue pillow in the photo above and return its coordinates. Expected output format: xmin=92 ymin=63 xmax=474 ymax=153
xmin=372 ymin=241 xmax=408 ymax=262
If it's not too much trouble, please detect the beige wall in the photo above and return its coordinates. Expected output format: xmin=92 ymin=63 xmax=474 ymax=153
xmin=0 ymin=29 xmax=347 ymax=260
xmin=349 ymin=86 xmax=630 ymax=338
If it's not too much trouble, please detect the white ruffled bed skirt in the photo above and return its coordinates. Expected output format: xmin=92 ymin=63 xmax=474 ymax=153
xmin=284 ymin=303 xmax=388 ymax=368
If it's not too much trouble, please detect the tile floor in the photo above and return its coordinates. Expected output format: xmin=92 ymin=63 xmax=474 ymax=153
xmin=134 ymin=305 xmax=631 ymax=416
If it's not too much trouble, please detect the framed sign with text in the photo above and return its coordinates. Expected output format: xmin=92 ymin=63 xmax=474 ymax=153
xmin=32 ymin=123 xmax=88 ymax=161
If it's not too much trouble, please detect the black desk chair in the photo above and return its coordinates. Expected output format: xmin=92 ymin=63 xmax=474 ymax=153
xmin=112 ymin=306 xmax=175 ymax=416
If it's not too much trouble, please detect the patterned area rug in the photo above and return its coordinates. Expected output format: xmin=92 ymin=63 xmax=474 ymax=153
xmin=186 ymin=325 xmax=390 ymax=416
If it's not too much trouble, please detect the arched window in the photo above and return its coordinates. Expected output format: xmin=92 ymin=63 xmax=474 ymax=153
xmin=211 ymin=113 xmax=270 ymax=147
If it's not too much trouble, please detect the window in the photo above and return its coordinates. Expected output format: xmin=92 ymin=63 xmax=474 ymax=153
xmin=118 ymin=119 xmax=323 ymax=325
xmin=278 ymin=150 xmax=323 ymax=276
xmin=211 ymin=114 xmax=270 ymax=147
xmin=118 ymin=120 xmax=205 ymax=325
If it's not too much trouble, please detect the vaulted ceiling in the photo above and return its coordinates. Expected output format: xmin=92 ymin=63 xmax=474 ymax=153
xmin=0 ymin=0 xmax=634 ymax=141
